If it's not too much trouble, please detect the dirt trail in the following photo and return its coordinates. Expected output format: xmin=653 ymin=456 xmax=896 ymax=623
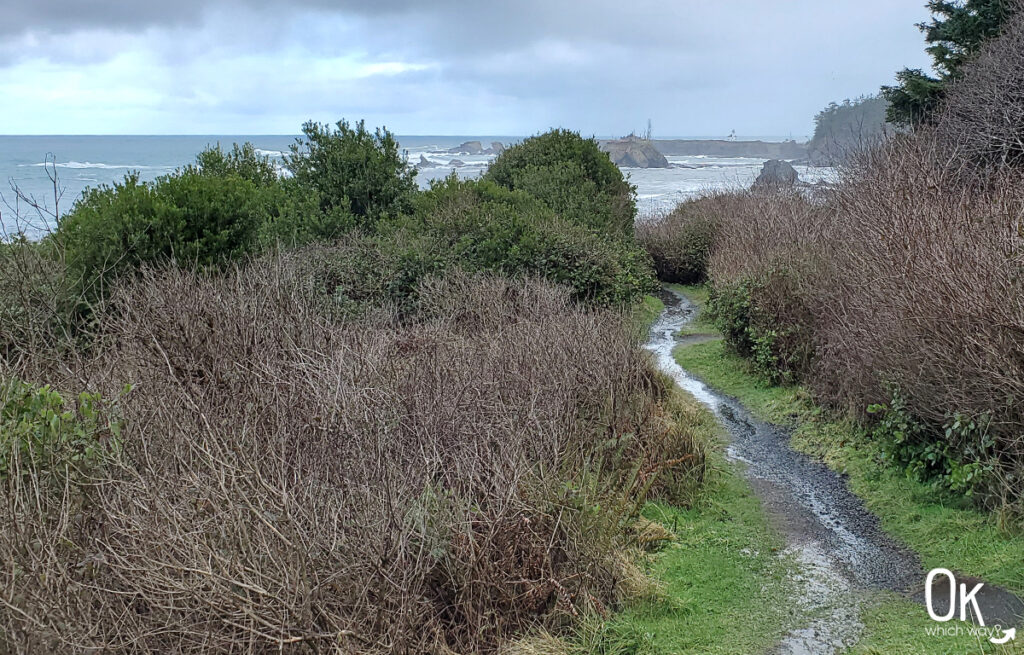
xmin=645 ymin=287 xmax=1022 ymax=654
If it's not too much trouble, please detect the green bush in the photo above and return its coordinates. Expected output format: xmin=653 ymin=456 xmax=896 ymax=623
xmin=706 ymin=270 xmax=815 ymax=384
xmin=0 ymin=378 xmax=124 ymax=487
xmin=195 ymin=142 xmax=279 ymax=186
xmin=408 ymin=176 xmax=655 ymax=305
xmin=58 ymin=170 xmax=269 ymax=301
xmin=485 ymin=129 xmax=636 ymax=236
xmin=869 ymin=389 xmax=997 ymax=498
xmin=636 ymin=202 xmax=720 ymax=283
xmin=257 ymin=179 xmax=356 ymax=248
xmin=288 ymin=176 xmax=656 ymax=316
xmin=286 ymin=119 xmax=417 ymax=222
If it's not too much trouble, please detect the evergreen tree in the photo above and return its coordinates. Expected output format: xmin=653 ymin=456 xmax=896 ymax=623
xmin=810 ymin=95 xmax=890 ymax=161
xmin=882 ymin=0 xmax=1016 ymax=125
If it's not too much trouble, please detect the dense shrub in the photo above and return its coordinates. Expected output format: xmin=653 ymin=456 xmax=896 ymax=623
xmin=0 ymin=266 xmax=704 ymax=653
xmin=635 ymin=195 xmax=725 ymax=283
xmin=694 ymin=191 xmax=832 ymax=385
xmin=56 ymin=169 xmax=268 ymax=301
xmin=286 ymin=119 xmax=418 ymax=222
xmin=813 ymin=135 xmax=1024 ymax=509
xmin=935 ymin=9 xmax=1024 ymax=177
xmin=868 ymin=388 xmax=997 ymax=498
xmin=706 ymin=270 xmax=817 ymax=385
xmin=54 ymin=137 xmax=376 ymax=302
xmin=694 ymin=53 xmax=1024 ymax=510
xmin=256 ymin=179 xmax=357 ymax=248
xmin=485 ymin=129 xmax=636 ymax=236
xmin=280 ymin=178 xmax=656 ymax=314
xmin=409 ymin=176 xmax=655 ymax=305
xmin=196 ymin=142 xmax=279 ymax=186
xmin=0 ymin=238 xmax=79 ymax=372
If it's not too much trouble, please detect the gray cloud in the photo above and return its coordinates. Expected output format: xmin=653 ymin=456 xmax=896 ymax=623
xmin=0 ymin=1 xmax=936 ymax=136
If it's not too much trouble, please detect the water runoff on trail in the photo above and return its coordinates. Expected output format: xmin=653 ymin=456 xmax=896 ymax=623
xmin=645 ymin=286 xmax=924 ymax=654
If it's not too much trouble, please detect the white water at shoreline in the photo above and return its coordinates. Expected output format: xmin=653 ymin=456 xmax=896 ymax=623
xmin=0 ymin=135 xmax=834 ymax=235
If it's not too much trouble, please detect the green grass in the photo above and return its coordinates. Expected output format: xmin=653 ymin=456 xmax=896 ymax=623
xmin=850 ymin=596 xmax=1022 ymax=654
xmin=634 ymin=294 xmax=665 ymax=334
xmin=673 ymin=340 xmax=795 ymax=423
xmin=668 ymin=284 xmax=718 ymax=337
xmin=593 ymin=394 xmax=798 ymax=654
xmin=675 ymin=339 xmax=1024 ymax=595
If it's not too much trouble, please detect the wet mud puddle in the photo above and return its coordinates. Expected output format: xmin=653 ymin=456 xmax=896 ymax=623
xmin=645 ymin=287 xmax=925 ymax=654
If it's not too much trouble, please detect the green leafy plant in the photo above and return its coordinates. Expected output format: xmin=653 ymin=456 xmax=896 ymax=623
xmin=286 ymin=119 xmax=417 ymax=222
xmin=58 ymin=170 xmax=269 ymax=302
xmin=485 ymin=129 xmax=637 ymax=236
xmin=706 ymin=269 xmax=815 ymax=385
xmin=868 ymin=389 xmax=996 ymax=497
xmin=0 ymin=378 xmax=126 ymax=486
xmin=195 ymin=142 xmax=279 ymax=186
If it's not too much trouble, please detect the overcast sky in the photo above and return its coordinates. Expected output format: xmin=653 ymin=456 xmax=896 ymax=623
xmin=1 ymin=1 xmax=934 ymax=137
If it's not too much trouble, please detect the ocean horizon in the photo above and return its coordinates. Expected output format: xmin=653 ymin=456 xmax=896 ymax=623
xmin=0 ymin=133 xmax=820 ymax=235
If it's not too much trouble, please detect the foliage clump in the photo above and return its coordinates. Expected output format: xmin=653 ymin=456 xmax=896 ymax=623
xmin=485 ymin=129 xmax=637 ymax=237
xmin=635 ymin=195 xmax=723 ymax=284
xmin=286 ymin=118 xmax=418 ymax=221
xmin=882 ymin=0 xmax=1017 ymax=125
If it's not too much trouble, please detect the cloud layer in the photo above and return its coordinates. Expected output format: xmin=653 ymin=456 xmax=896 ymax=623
xmin=1 ymin=1 xmax=935 ymax=135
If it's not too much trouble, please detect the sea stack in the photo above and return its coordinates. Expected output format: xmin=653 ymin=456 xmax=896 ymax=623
xmin=600 ymin=136 xmax=669 ymax=168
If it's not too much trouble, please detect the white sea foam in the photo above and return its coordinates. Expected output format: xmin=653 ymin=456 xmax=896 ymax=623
xmin=23 ymin=161 xmax=167 ymax=170
xmin=255 ymin=149 xmax=284 ymax=158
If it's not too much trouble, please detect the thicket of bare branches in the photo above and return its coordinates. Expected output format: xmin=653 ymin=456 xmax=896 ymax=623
xmin=817 ymin=136 xmax=1024 ymax=504
xmin=635 ymin=195 xmax=725 ymax=284
xmin=935 ymin=0 xmax=1024 ymax=176
xmin=1 ymin=262 xmax=704 ymax=653
xmin=657 ymin=24 xmax=1024 ymax=510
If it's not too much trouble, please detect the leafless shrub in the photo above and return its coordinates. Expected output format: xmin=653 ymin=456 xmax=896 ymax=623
xmin=700 ymin=133 xmax=1024 ymax=510
xmin=817 ymin=135 xmax=1024 ymax=506
xmin=1 ymin=261 xmax=704 ymax=653
xmin=934 ymin=0 xmax=1024 ymax=178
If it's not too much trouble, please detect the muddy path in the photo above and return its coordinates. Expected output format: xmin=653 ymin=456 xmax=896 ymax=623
xmin=645 ymin=287 xmax=1023 ymax=654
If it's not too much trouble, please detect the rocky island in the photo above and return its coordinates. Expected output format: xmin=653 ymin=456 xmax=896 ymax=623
xmin=599 ymin=136 xmax=670 ymax=168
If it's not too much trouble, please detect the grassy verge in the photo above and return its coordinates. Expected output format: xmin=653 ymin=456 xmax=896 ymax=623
xmin=669 ymin=292 xmax=1024 ymax=653
xmin=674 ymin=339 xmax=1024 ymax=594
xmin=634 ymin=294 xmax=665 ymax=334
xmin=667 ymin=284 xmax=718 ymax=337
xmin=850 ymin=595 xmax=1022 ymax=654
xmin=598 ymin=390 xmax=798 ymax=654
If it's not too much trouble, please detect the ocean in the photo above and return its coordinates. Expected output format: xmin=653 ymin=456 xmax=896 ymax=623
xmin=0 ymin=135 xmax=833 ymax=236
